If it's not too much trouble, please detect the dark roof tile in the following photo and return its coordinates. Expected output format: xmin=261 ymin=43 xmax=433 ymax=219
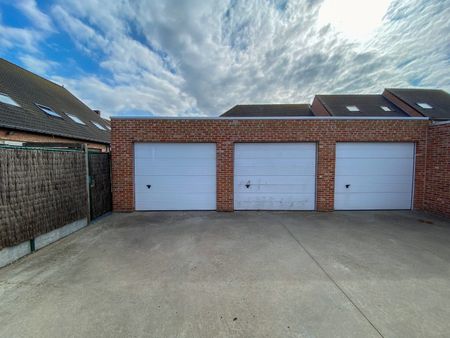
xmin=221 ymin=104 xmax=313 ymax=117
xmin=385 ymin=88 xmax=450 ymax=120
xmin=0 ymin=58 xmax=110 ymax=144
xmin=316 ymin=95 xmax=408 ymax=117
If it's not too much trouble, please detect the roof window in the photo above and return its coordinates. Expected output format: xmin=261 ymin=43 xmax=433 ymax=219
xmin=380 ymin=106 xmax=392 ymax=111
xmin=417 ymin=102 xmax=433 ymax=109
xmin=67 ymin=113 xmax=86 ymax=125
xmin=36 ymin=104 xmax=62 ymax=118
xmin=346 ymin=105 xmax=360 ymax=112
xmin=0 ymin=92 xmax=20 ymax=107
xmin=91 ymin=121 xmax=107 ymax=130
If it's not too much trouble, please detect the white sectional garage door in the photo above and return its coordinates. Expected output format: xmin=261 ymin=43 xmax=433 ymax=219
xmin=335 ymin=143 xmax=415 ymax=210
xmin=134 ymin=143 xmax=216 ymax=210
xmin=234 ymin=143 xmax=316 ymax=210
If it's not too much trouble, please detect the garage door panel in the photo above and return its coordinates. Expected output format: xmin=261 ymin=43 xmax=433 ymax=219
xmin=135 ymin=143 xmax=215 ymax=159
xmin=336 ymin=158 xmax=414 ymax=176
xmin=335 ymin=175 xmax=413 ymax=185
xmin=135 ymin=176 xmax=216 ymax=193
xmin=335 ymin=183 xmax=412 ymax=194
xmin=235 ymin=163 xmax=315 ymax=176
xmin=334 ymin=193 xmax=412 ymax=210
xmin=234 ymin=143 xmax=316 ymax=210
xmin=135 ymin=158 xmax=215 ymax=176
xmin=336 ymin=143 xmax=415 ymax=158
xmin=335 ymin=143 xmax=414 ymax=210
xmin=235 ymin=143 xmax=316 ymax=159
xmin=235 ymin=176 xmax=315 ymax=193
xmin=134 ymin=143 xmax=216 ymax=210
xmin=235 ymin=193 xmax=315 ymax=210
xmin=335 ymin=176 xmax=412 ymax=193
xmin=135 ymin=193 xmax=216 ymax=210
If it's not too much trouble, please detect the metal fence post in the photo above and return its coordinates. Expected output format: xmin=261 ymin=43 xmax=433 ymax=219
xmin=84 ymin=144 xmax=91 ymax=223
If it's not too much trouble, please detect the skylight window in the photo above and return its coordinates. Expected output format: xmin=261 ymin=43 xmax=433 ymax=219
xmin=346 ymin=105 xmax=360 ymax=112
xmin=91 ymin=121 xmax=107 ymax=130
xmin=380 ymin=106 xmax=392 ymax=111
xmin=66 ymin=113 xmax=86 ymax=125
xmin=0 ymin=92 xmax=20 ymax=107
xmin=36 ymin=104 xmax=61 ymax=118
xmin=417 ymin=102 xmax=433 ymax=109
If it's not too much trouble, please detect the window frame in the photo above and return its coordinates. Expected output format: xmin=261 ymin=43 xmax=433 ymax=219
xmin=416 ymin=102 xmax=433 ymax=109
xmin=346 ymin=105 xmax=360 ymax=112
xmin=66 ymin=113 xmax=86 ymax=125
xmin=380 ymin=105 xmax=392 ymax=111
xmin=0 ymin=92 xmax=21 ymax=107
xmin=91 ymin=121 xmax=107 ymax=130
xmin=36 ymin=103 xmax=62 ymax=118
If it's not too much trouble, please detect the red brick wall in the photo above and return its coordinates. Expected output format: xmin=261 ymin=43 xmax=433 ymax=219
xmin=112 ymin=119 xmax=428 ymax=212
xmin=0 ymin=127 xmax=109 ymax=152
xmin=424 ymin=123 xmax=450 ymax=218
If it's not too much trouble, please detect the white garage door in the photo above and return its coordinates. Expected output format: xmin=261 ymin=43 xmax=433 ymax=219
xmin=335 ymin=143 xmax=415 ymax=210
xmin=134 ymin=143 xmax=216 ymax=210
xmin=234 ymin=143 xmax=316 ymax=210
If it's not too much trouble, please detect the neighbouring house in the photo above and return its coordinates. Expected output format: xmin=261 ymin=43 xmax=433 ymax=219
xmin=311 ymin=94 xmax=410 ymax=117
xmin=0 ymin=58 xmax=110 ymax=151
xmin=111 ymin=88 xmax=450 ymax=218
xmin=382 ymin=88 xmax=450 ymax=120
xmin=221 ymin=104 xmax=313 ymax=117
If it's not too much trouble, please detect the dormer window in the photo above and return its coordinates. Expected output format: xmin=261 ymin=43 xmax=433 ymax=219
xmin=346 ymin=105 xmax=360 ymax=112
xmin=67 ymin=113 xmax=86 ymax=125
xmin=36 ymin=103 xmax=62 ymax=118
xmin=417 ymin=102 xmax=433 ymax=109
xmin=0 ymin=92 xmax=20 ymax=107
xmin=380 ymin=106 xmax=392 ymax=111
xmin=92 ymin=121 xmax=107 ymax=130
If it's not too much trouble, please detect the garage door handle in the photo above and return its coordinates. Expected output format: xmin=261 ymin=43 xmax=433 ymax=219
xmin=345 ymin=184 xmax=351 ymax=189
xmin=245 ymin=181 xmax=251 ymax=188
xmin=146 ymin=184 xmax=151 ymax=189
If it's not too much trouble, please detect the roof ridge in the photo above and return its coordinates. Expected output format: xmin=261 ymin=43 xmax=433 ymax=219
xmin=0 ymin=58 xmax=65 ymax=91
xmin=235 ymin=103 xmax=310 ymax=106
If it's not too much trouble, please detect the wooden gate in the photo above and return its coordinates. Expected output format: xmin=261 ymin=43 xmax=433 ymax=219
xmin=88 ymin=152 xmax=112 ymax=219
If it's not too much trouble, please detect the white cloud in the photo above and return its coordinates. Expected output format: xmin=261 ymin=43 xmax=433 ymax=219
xmin=0 ymin=0 xmax=53 ymax=53
xmin=2 ymin=0 xmax=449 ymax=117
xmin=318 ymin=0 xmax=391 ymax=42
xmin=14 ymin=0 xmax=54 ymax=32
xmin=19 ymin=54 xmax=58 ymax=74
xmin=0 ymin=23 xmax=42 ymax=52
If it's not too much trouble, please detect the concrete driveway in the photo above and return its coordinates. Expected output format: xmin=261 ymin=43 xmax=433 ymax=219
xmin=0 ymin=211 xmax=449 ymax=338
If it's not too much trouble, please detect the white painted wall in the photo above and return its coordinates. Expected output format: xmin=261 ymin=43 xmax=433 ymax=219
xmin=335 ymin=143 xmax=415 ymax=210
xmin=134 ymin=143 xmax=216 ymax=210
xmin=234 ymin=143 xmax=316 ymax=210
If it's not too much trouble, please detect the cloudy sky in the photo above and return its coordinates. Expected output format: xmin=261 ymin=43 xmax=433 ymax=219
xmin=0 ymin=0 xmax=449 ymax=118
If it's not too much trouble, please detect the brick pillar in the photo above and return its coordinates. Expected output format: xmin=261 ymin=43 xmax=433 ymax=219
xmin=413 ymin=140 xmax=426 ymax=211
xmin=316 ymin=140 xmax=335 ymax=211
xmin=217 ymin=141 xmax=234 ymax=211
xmin=112 ymin=139 xmax=134 ymax=212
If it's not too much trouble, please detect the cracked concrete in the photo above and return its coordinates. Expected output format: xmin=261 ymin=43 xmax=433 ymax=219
xmin=0 ymin=211 xmax=449 ymax=337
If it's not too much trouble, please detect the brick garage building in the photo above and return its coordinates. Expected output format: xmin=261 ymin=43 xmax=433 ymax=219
xmin=425 ymin=122 xmax=450 ymax=217
xmin=111 ymin=117 xmax=431 ymax=211
xmin=111 ymin=89 xmax=450 ymax=218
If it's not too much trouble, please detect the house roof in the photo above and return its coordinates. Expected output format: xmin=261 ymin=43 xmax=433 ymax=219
xmin=221 ymin=104 xmax=313 ymax=117
xmin=0 ymin=58 xmax=110 ymax=144
xmin=315 ymin=95 xmax=408 ymax=117
xmin=385 ymin=88 xmax=450 ymax=120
